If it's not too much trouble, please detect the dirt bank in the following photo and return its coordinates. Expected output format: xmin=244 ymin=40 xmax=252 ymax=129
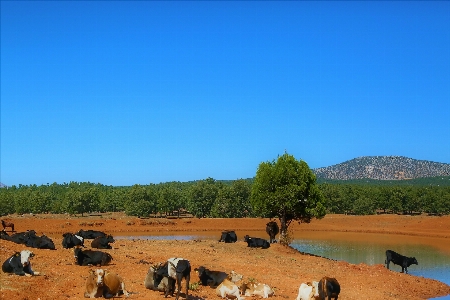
xmin=1 ymin=213 xmax=449 ymax=300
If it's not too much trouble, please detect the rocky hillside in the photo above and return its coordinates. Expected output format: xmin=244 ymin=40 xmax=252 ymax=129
xmin=313 ymin=156 xmax=450 ymax=180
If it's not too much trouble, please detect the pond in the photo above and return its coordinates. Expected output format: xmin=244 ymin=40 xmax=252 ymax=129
xmin=115 ymin=230 xmax=450 ymax=299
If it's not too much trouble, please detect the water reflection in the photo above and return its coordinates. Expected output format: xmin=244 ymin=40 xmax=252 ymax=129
xmin=290 ymin=238 xmax=450 ymax=296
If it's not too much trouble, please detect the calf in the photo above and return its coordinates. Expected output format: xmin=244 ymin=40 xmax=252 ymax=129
xmin=91 ymin=235 xmax=115 ymax=249
xmin=194 ymin=266 xmax=228 ymax=287
xmin=385 ymin=249 xmax=418 ymax=274
xmin=2 ymin=250 xmax=39 ymax=276
xmin=144 ymin=264 xmax=174 ymax=292
xmin=1 ymin=220 xmax=14 ymax=232
xmin=78 ymin=229 xmax=107 ymax=239
xmin=215 ymin=272 xmax=244 ymax=300
xmin=318 ymin=277 xmax=340 ymax=300
xmin=266 ymin=221 xmax=279 ymax=243
xmin=241 ymin=281 xmax=274 ymax=298
xmin=62 ymin=232 xmax=85 ymax=249
xmin=219 ymin=230 xmax=237 ymax=243
xmin=154 ymin=258 xmax=191 ymax=300
xmin=296 ymin=281 xmax=319 ymax=300
xmin=74 ymin=246 xmax=113 ymax=266
xmin=244 ymin=235 xmax=270 ymax=249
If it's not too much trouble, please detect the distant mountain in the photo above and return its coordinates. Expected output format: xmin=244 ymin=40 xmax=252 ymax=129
xmin=313 ymin=156 xmax=450 ymax=180
xmin=0 ymin=182 xmax=7 ymax=188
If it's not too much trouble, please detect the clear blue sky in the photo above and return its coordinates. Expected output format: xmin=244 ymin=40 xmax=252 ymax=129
xmin=1 ymin=1 xmax=449 ymax=186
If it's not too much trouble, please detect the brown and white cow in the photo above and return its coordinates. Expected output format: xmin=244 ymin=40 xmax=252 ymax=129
xmin=85 ymin=269 xmax=129 ymax=298
xmin=215 ymin=271 xmax=244 ymax=300
xmin=240 ymin=281 xmax=274 ymax=298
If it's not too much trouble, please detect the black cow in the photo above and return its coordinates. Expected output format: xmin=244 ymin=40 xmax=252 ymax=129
xmin=154 ymin=258 xmax=191 ymax=300
xmin=62 ymin=233 xmax=85 ymax=249
xmin=266 ymin=221 xmax=279 ymax=243
xmin=318 ymin=277 xmax=340 ymax=300
xmin=244 ymin=235 xmax=270 ymax=249
xmin=26 ymin=234 xmax=56 ymax=250
xmin=77 ymin=229 xmax=107 ymax=239
xmin=194 ymin=266 xmax=227 ymax=287
xmin=385 ymin=249 xmax=418 ymax=274
xmin=73 ymin=247 xmax=113 ymax=266
xmin=219 ymin=230 xmax=237 ymax=243
xmin=0 ymin=229 xmax=11 ymax=241
xmin=91 ymin=235 xmax=115 ymax=249
xmin=8 ymin=230 xmax=37 ymax=244
xmin=2 ymin=250 xmax=36 ymax=276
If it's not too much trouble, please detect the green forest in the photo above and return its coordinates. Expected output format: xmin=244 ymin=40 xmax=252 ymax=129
xmin=1 ymin=176 xmax=449 ymax=217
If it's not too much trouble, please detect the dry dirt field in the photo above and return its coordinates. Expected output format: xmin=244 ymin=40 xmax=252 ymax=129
xmin=1 ymin=213 xmax=450 ymax=300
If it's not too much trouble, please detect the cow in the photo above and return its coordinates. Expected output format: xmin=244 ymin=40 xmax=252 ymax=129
xmin=1 ymin=220 xmax=14 ymax=232
xmin=154 ymin=258 xmax=191 ymax=300
xmin=296 ymin=281 xmax=319 ymax=300
xmin=2 ymin=250 xmax=39 ymax=276
xmin=317 ymin=277 xmax=340 ymax=300
xmin=241 ymin=281 xmax=274 ymax=298
xmin=0 ymin=229 xmax=11 ymax=240
xmin=85 ymin=269 xmax=104 ymax=298
xmin=385 ymin=249 xmax=418 ymax=274
xmin=74 ymin=246 xmax=113 ymax=266
xmin=85 ymin=268 xmax=129 ymax=298
xmin=62 ymin=232 xmax=85 ymax=249
xmin=243 ymin=235 xmax=270 ymax=249
xmin=215 ymin=271 xmax=244 ymax=300
xmin=266 ymin=221 xmax=279 ymax=243
xmin=194 ymin=266 xmax=228 ymax=287
xmin=91 ymin=235 xmax=115 ymax=249
xmin=26 ymin=234 xmax=56 ymax=250
xmin=144 ymin=264 xmax=174 ymax=292
xmin=78 ymin=229 xmax=107 ymax=239
xmin=8 ymin=230 xmax=37 ymax=244
xmin=219 ymin=230 xmax=237 ymax=243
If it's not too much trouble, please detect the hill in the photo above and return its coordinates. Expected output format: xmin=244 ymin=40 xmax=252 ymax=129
xmin=313 ymin=156 xmax=450 ymax=180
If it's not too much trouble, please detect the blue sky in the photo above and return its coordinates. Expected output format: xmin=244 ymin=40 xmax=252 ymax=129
xmin=1 ymin=1 xmax=449 ymax=186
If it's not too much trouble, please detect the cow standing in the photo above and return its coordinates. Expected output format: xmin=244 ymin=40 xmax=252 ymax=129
xmin=385 ymin=249 xmax=418 ymax=274
xmin=154 ymin=258 xmax=191 ymax=300
xmin=318 ymin=277 xmax=340 ymax=300
xmin=266 ymin=221 xmax=279 ymax=243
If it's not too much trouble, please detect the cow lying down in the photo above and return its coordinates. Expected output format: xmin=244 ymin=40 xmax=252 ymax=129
xmin=195 ymin=266 xmax=228 ymax=287
xmin=216 ymin=271 xmax=244 ymax=300
xmin=2 ymin=250 xmax=39 ymax=276
xmin=74 ymin=246 xmax=113 ymax=266
xmin=240 ymin=281 xmax=274 ymax=298
xmin=84 ymin=268 xmax=129 ymax=298
xmin=144 ymin=263 xmax=173 ymax=292
xmin=296 ymin=281 xmax=319 ymax=300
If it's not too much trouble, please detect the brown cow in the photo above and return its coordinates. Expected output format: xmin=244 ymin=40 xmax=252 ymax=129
xmin=318 ymin=277 xmax=340 ymax=300
xmin=1 ymin=220 xmax=14 ymax=232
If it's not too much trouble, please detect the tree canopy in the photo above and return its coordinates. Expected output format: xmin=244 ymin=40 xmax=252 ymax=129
xmin=251 ymin=152 xmax=326 ymax=244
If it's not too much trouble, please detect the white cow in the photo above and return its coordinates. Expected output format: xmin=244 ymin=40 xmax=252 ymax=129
xmin=296 ymin=281 xmax=319 ymax=300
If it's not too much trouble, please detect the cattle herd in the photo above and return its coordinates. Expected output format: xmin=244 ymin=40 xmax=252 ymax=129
xmin=1 ymin=218 xmax=420 ymax=299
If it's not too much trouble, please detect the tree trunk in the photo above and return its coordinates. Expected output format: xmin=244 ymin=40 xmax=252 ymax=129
xmin=279 ymin=214 xmax=289 ymax=245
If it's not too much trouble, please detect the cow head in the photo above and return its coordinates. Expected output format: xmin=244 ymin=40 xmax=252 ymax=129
xmin=194 ymin=266 xmax=206 ymax=277
xmin=311 ymin=281 xmax=319 ymax=298
xmin=228 ymin=270 xmax=243 ymax=283
xmin=243 ymin=235 xmax=250 ymax=242
xmin=106 ymin=235 xmax=115 ymax=243
xmin=94 ymin=269 xmax=106 ymax=287
xmin=410 ymin=257 xmax=418 ymax=265
xmin=20 ymin=250 xmax=34 ymax=266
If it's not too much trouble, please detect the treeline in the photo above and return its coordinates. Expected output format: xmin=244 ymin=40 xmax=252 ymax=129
xmin=0 ymin=178 xmax=449 ymax=217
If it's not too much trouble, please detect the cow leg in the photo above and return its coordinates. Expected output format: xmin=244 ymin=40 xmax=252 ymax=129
xmin=166 ymin=277 xmax=175 ymax=298
xmin=185 ymin=273 xmax=190 ymax=300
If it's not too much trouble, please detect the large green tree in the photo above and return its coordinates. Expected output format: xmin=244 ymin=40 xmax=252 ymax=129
xmin=251 ymin=153 xmax=326 ymax=244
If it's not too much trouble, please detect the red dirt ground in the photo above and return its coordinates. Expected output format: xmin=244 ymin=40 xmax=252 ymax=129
xmin=1 ymin=213 xmax=450 ymax=300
